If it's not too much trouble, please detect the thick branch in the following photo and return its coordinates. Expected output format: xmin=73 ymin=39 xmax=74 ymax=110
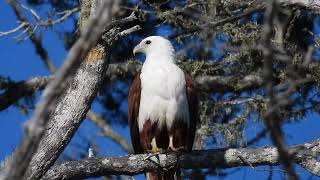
xmin=0 ymin=0 xmax=116 ymax=179
xmin=43 ymin=139 xmax=320 ymax=180
xmin=22 ymin=2 xmax=140 ymax=180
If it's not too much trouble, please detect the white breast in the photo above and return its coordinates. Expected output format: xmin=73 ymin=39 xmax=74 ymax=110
xmin=138 ymin=59 xmax=190 ymax=132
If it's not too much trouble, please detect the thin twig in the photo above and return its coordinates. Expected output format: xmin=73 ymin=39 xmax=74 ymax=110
xmin=36 ymin=7 xmax=79 ymax=27
xmin=0 ymin=22 xmax=27 ymax=37
xmin=0 ymin=5 xmax=78 ymax=39
xmin=8 ymin=0 xmax=56 ymax=72
xmin=20 ymin=3 xmax=40 ymax=21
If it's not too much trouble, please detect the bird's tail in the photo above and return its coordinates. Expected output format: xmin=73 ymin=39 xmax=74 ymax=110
xmin=146 ymin=170 xmax=180 ymax=180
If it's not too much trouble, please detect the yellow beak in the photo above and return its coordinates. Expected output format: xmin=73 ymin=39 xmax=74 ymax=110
xmin=133 ymin=44 xmax=142 ymax=55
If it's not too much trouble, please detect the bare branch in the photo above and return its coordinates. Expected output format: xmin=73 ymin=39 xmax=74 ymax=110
xmin=8 ymin=0 xmax=56 ymax=72
xmin=43 ymin=139 xmax=320 ymax=180
xmin=20 ymin=3 xmax=40 ymax=21
xmin=0 ymin=7 xmax=78 ymax=37
xmin=36 ymin=7 xmax=79 ymax=27
xmin=115 ymin=25 xmax=142 ymax=39
xmin=0 ymin=22 xmax=27 ymax=37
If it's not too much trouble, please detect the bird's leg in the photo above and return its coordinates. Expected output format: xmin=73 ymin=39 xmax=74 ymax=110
xmin=168 ymin=135 xmax=187 ymax=152
xmin=144 ymin=138 xmax=169 ymax=170
xmin=147 ymin=137 xmax=166 ymax=153
xmin=150 ymin=137 xmax=159 ymax=153
xmin=144 ymin=138 xmax=160 ymax=161
xmin=168 ymin=135 xmax=175 ymax=151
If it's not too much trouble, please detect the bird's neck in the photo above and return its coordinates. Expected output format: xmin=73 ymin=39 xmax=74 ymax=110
xmin=144 ymin=51 xmax=175 ymax=66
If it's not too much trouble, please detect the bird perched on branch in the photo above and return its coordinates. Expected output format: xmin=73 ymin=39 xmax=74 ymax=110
xmin=128 ymin=36 xmax=198 ymax=180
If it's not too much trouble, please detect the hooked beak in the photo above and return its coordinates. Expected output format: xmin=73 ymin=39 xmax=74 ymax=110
xmin=133 ymin=44 xmax=142 ymax=55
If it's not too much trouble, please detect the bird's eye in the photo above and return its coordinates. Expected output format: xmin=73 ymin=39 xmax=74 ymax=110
xmin=145 ymin=40 xmax=151 ymax=45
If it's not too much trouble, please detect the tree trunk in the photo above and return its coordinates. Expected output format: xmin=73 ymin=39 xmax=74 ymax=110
xmin=25 ymin=1 xmax=111 ymax=179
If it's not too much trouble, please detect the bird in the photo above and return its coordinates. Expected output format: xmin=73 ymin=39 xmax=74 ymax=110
xmin=128 ymin=36 xmax=198 ymax=180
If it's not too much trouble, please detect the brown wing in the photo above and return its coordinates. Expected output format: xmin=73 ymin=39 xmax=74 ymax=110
xmin=128 ymin=73 xmax=144 ymax=154
xmin=184 ymin=72 xmax=199 ymax=151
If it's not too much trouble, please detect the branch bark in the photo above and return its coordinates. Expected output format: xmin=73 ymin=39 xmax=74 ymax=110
xmin=42 ymin=139 xmax=320 ymax=180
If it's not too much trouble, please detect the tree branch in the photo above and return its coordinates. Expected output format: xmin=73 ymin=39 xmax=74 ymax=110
xmin=21 ymin=2 xmax=140 ymax=180
xmin=11 ymin=0 xmax=134 ymax=163
xmin=0 ymin=65 xmax=261 ymax=112
xmin=0 ymin=61 xmax=142 ymax=112
xmin=261 ymin=1 xmax=299 ymax=179
xmin=279 ymin=0 xmax=320 ymax=14
xmin=0 ymin=76 xmax=53 ymax=111
xmin=169 ymin=0 xmax=320 ymax=39
xmin=8 ymin=0 xmax=57 ymax=72
xmin=43 ymin=139 xmax=320 ymax=180
xmin=36 ymin=7 xmax=79 ymax=27
xmin=1 ymin=59 xmax=318 ymax=112
xmin=169 ymin=5 xmax=264 ymax=39
xmin=195 ymin=74 xmax=263 ymax=93
xmin=0 ymin=0 xmax=116 ymax=179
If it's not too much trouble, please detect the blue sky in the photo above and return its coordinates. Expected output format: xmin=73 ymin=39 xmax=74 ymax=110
xmin=0 ymin=1 xmax=320 ymax=179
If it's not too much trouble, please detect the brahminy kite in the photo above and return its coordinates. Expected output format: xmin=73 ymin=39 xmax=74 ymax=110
xmin=128 ymin=36 xmax=198 ymax=180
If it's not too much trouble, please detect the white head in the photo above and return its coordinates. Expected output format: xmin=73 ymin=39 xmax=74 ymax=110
xmin=133 ymin=36 xmax=175 ymax=61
